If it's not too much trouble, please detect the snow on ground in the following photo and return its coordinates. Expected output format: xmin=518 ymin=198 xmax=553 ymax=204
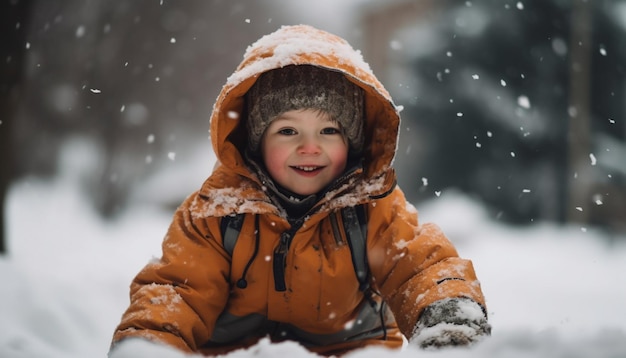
xmin=2 ymin=143 xmax=626 ymax=357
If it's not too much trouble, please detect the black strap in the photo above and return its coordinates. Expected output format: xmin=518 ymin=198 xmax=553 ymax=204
xmin=221 ymin=213 xmax=245 ymax=256
xmin=341 ymin=205 xmax=370 ymax=292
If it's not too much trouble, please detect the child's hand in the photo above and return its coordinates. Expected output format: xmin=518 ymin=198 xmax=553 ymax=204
xmin=410 ymin=297 xmax=491 ymax=349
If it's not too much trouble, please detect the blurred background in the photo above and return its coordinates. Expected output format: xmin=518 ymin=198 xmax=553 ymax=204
xmin=2 ymin=0 xmax=625 ymax=255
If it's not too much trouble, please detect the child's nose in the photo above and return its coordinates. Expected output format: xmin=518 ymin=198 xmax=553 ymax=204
xmin=297 ymin=136 xmax=321 ymax=154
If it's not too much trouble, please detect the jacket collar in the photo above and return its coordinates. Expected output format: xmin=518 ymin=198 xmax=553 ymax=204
xmin=244 ymin=151 xmax=364 ymax=221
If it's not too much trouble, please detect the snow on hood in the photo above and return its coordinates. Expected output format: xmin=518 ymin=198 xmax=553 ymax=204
xmin=226 ymin=25 xmax=375 ymax=88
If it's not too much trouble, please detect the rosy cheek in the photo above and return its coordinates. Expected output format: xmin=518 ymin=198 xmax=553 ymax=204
xmin=331 ymin=148 xmax=348 ymax=175
xmin=262 ymin=145 xmax=285 ymax=177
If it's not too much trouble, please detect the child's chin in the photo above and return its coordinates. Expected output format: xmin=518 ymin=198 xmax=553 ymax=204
xmin=290 ymin=186 xmax=320 ymax=196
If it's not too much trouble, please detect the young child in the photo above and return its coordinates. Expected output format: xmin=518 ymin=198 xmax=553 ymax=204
xmin=109 ymin=25 xmax=490 ymax=357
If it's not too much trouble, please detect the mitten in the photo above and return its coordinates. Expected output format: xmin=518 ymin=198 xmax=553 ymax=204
xmin=410 ymin=297 xmax=491 ymax=349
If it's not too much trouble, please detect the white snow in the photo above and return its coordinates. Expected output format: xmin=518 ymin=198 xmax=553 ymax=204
xmin=226 ymin=25 xmax=374 ymax=89
xmin=2 ymin=142 xmax=626 ymax=357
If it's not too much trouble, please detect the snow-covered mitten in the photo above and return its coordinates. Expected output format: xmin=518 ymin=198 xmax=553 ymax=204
xmin=410 ymin=297 xmax=491 ymax=349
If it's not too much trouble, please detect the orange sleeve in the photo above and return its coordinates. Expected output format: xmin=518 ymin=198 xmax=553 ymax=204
xmin=367 ymin=188 xmax=487 ymax=337
xmin=112 ymin=193 xmax=231 ymax=352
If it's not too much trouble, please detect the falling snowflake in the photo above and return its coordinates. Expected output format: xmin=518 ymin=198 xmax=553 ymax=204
xmin=517 ymin=95 xmax=530 ymax=109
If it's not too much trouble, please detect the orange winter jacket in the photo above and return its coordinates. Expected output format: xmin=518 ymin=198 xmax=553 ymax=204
xmin=111 ymin=25 xmax=487 ymax=356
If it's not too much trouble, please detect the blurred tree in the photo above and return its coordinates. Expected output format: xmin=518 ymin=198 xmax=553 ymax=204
xmin=584 ymin=0 xmax=626 ymax=232
xmin=11 ymin=0 xmax=286 ymax=221
xmin=395 ymin=0 xmax=625 ymax=231
xmin=566 ymin=0 xmax=592 ymax=225
xmin=1 ymin=0 xmax=32 ymax=255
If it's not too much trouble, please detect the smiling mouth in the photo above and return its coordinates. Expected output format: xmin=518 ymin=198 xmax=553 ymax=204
xmin=291 ymin=165 xmax=324 ymax=173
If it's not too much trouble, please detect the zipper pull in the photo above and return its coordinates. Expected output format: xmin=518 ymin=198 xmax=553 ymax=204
xmin=273 ymin=232 xmax=290 ymax=291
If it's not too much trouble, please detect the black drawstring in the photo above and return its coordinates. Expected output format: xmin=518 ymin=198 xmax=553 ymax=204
xmin=236 ymin=215 xmax=259 ymax=289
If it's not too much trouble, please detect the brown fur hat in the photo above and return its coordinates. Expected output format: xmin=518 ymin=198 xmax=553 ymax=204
xmin=246 ymin=65 xmax=364 ymax=155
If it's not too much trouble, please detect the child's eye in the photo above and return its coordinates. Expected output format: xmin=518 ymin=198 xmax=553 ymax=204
xmin=321 ymin=127 xmax=342 ymax=135
xmin=278 ymin=128 xmax=297 ymax=135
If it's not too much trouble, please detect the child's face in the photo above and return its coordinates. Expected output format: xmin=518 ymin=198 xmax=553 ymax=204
xmin=261 ymin=109 xmax=349 ymax=196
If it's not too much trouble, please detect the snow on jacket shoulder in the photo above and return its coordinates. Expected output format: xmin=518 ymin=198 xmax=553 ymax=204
xmin=110 ymin=25 xmax=487 ymax=356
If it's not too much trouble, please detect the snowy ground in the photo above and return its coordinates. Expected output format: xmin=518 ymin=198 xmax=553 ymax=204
xmin=2 ymin=145 xmax=626 ymax=357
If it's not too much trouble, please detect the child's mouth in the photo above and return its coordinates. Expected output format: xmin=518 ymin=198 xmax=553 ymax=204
xmin=291 ymin=165 xmax=324 ymax=175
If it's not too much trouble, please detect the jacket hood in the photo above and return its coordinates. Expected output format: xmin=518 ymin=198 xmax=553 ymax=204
xmin=204 ymin=25 xmax=401 ymax=214
xmin=211 ymin=24 xmax=400 ymax=176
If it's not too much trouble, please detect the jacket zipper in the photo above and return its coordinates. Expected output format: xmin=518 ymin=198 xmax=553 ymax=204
xmin=272 ymin=219 xmax=304 ymax=291
xmin=271 ymin=165 xmax=363 ymax=291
